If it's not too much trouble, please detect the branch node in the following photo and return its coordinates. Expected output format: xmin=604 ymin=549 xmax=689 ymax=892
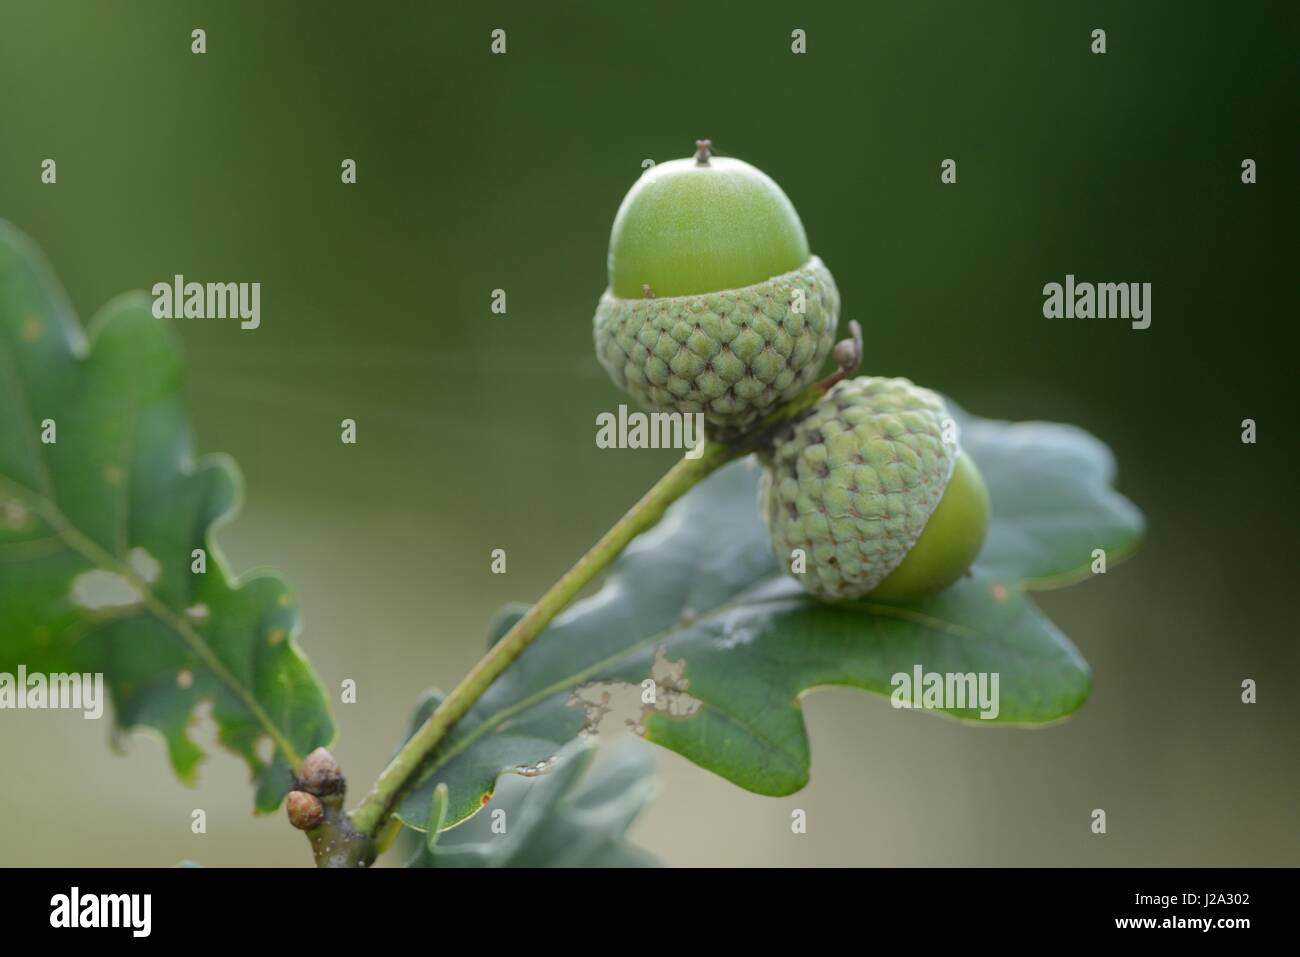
xmin=818 ymin=319 xmax=864 ymax=393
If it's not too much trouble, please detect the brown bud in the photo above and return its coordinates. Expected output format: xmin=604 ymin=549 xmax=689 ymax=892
xmin=832 ymin=338 xmax=858 ymax=369
xmin=286 ymin=790 xmax=324 ymax=830
xmin=298 ymin=747 xmax=344 ymax=796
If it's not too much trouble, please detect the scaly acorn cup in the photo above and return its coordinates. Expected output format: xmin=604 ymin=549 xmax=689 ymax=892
xmin=594 ymin=141 xmax=840 ymax=438
xmin=758 ymin=376 xmax=991 ymax=602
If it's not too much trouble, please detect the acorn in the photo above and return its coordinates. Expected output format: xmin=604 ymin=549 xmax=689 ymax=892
xmin=758 ymin=376 xmax=990 ymax=602
xmin=594 ymin=140 xmax=840 ymax=438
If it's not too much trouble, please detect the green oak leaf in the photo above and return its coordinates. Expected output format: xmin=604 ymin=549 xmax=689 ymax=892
xmin=397 ymin=402 xmax=1143 ymax=833
xmin=0 ymin=221 xmax=332 ymax=811
xmin=406 ymin=734 xmax=659 ymax=868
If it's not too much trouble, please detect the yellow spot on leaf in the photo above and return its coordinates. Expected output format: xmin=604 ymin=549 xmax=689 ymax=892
xmin=992 ymin=583 xmax=1009 ymax=601
xmin=104 ymin=464 xmax=123 ymax=485
xmin=268 ymin=628 xmax=286 ymax=646
xmin=177 ymin=669 xmax=194 ymax=689
xmin=21 ymin=316 xmax=41 ymax=341
xmin=1 ymin=499 xmax=29 ymax=530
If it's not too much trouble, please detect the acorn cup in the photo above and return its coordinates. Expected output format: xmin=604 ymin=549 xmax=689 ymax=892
xmin=594 ymin=141 xmax=840 ymax=438
xmin=593 ymin=142 xmax=988 ymax=603
xmin=758 ymin=376 xmax=990 ymax=602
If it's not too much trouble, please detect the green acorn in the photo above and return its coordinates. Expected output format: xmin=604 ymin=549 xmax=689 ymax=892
xmin=594 ymin=141 xmax=840 ymax=437
xmin=758 ymin=376 xmax=990 ymax=602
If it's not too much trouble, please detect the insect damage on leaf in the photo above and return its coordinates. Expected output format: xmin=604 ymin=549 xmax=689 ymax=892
xmin=569 ymin=646 xmax=704 ymax=737
xmin=0 ymin=220 xmax=335 ymax=812
xmin=69 ymin=569 xmax=142 ymax=612
xmin=395 ymin=416 xmax=1141 ymax=831
xmin=511 ymin=755 xmax=559 ymax=777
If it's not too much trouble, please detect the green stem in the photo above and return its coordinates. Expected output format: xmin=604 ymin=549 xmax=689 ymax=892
xmin=305 ymin=793 xmax=375 ymax=868
xmin=347 ymin=439 xmax=736 ymax=840
xmin=340 ymin=341 xmax=862 ymax=862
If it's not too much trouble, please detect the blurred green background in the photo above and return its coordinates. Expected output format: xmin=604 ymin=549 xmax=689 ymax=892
xmin=1 ymin=0 xmax=1296 ymax=866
